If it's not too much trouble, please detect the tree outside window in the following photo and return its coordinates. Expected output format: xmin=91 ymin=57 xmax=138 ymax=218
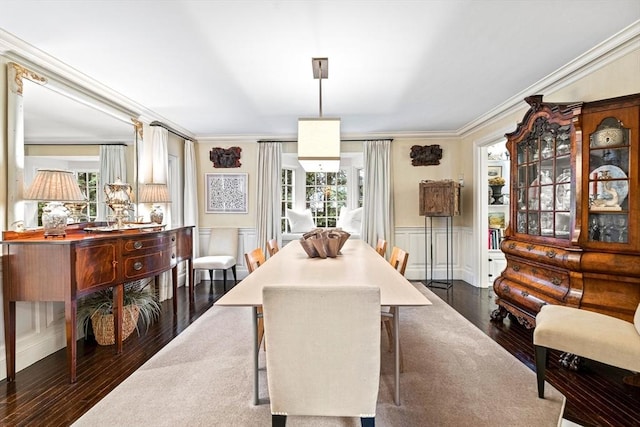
xmin=305 ymin=171 xmax=347 ymax=228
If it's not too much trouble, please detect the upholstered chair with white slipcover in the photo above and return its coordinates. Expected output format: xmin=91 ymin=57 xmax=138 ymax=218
xmin=192 ymin=228 xmax=238 ymax=294
xmin=262 ymin=285 xmax=381 ymax=427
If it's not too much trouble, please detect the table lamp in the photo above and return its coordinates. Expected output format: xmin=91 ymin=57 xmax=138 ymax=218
xmin=140 ymin=183 xmax=171 ymax=224
xmin=24 ymin=169 xmax=86 ymax=237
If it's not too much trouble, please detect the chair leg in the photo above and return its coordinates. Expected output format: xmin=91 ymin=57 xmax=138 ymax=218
xmin=361 ymin=417 xmax=375 ymax=427
xmin=534 ymin=345 xmax=548 ymax=398
xmin=231 ymin=265 xmax=238 ymax=286
xmin=222 ymin=269 xmax=227 ymax=293
xmin=272 ymin=414 xmax=287 ymax=427
xmin=208 ymin=270 xmax=214 ymax=293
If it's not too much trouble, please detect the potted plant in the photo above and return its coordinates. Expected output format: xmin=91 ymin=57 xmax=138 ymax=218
xmin=77 ymin=280 xmax=161 ymax=346
xmin=488 ymin=176 xmax=506 ymax=205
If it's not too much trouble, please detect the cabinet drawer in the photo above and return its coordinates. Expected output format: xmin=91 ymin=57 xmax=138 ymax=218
xmin=122 ymin=234 xmax=173 ymax=253
xmin=123 ymin=249 xmax=176 ymax=280
xmin=502 ymin=257 xmax=571 ymax=301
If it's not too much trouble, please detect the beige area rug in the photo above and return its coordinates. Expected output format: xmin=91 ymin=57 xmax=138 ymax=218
xmin=73 ymin=284 xmax=565 ymax=426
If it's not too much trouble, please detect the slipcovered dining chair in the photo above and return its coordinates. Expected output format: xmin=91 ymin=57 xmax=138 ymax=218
xmin=263 ymin=285 xmax=381 ymax=427
xmin=245 ymin=247 xmax=267 ymax=350
xmin=267 ymin=239 xmax=280 ymax=257
xmin=375 ymin=238 xmax=387 ymax=257
xmin=382 ymin=246 xmax=409 ymax=373
xmin=192 ymin=228 xmax=238 ymax=294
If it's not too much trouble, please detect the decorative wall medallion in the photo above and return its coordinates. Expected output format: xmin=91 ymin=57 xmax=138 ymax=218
xmin=210 ymin=146 xmax=242 ymax=168
xmin=410 ymin=144 xmax=442 ymax=166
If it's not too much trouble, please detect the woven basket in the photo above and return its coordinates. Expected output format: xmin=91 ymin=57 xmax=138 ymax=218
xmin=91 ymin=304 xmax=140 ymax=346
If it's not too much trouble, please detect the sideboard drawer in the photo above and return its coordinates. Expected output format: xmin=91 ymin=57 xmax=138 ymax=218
xmin=123 ymin=250 xmax=175 ymax=280
xmin=122 ymin=234 xmax=173 ymax=253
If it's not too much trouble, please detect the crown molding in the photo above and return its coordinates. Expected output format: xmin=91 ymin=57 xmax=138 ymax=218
xmin=0 ymin=28 xmax=196 ymax=141
xmin=459 ymin=20 xmax=640 ymax=138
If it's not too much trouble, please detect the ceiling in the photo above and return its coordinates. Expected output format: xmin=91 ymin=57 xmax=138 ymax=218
xmin=0 ymin=1 xmax=639 ymax=142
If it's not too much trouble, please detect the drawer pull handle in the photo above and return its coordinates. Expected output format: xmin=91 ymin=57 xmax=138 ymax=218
xmin=551 ymin=277 xmax=562 ymax=285
xmin=133 ymin=261 xmax=144 ymax=271
xmin=171 ymin=236 xmax=176 ymax=242
xmin=172 ymin=253 xmax=176 ymax=259
xmin=546 ymin=250 xmax=556 ymax=259
xmin=512 ymin=265 xmax=520 ymax=272
xmin=134 ymin=241 xmax=143 ymax=250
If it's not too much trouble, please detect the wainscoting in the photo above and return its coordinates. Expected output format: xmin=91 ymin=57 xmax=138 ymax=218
xmin=198 ymin=225 xmax=476 ymax=284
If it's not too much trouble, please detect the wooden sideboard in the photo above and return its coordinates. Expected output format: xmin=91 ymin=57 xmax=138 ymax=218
xmin=2 ymin=224 xmax=193 ymax=383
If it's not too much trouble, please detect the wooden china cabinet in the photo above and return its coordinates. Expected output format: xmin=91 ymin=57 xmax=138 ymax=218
xmin=492 ymin=94 xmax=640 ymax=328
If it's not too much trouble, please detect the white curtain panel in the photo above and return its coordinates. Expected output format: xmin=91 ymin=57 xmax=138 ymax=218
xmin=98 ymin=145 xmax=127 ymax=221
xmin=256 ymin=142 xmax=283 ymax=255
xmin=184 ymin=139 xmax=199 ymax=285
xmin=150 ymin=126 xmax=171 ymax=300
xmin=362 ymin=139 xmax=394 ymax=255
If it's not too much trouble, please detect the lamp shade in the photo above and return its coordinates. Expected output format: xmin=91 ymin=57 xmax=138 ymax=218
xmin=139 ymin=183 xmax=171 ymax=203
xmin=298 ymin=118 xmax=341 ymax=172
xmin=24 ymin=169 xmax=85 ymax=202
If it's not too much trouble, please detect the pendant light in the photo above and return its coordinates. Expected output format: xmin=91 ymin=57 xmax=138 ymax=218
xmin=298 ymin=57 xmax=341 ymax=172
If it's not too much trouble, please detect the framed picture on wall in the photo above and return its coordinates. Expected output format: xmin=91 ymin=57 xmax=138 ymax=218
xmin=487 ymin=165 xmax=502 ymax=179
xmin=205 ymin=173 xmax=248 ymax=213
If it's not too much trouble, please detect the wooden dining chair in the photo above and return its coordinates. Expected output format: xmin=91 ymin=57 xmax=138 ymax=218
xmin=375 ymin=238 xmax=388 ymax=257
xmin=267 ymin=239 xmax=280 ymax=257
xmin=383 ymin=246 xmax=409 ymax=372
xmin=245 ymin=247 xmax=266 ymax=273
xmin=245 ymin=247 xmax=267 ymax=351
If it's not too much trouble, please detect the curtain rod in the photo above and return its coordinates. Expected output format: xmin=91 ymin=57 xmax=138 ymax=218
xmin=150 ymin=121 xmax=196 ymax=142
xmin=257 ymin=138 xmax=394 ymax=143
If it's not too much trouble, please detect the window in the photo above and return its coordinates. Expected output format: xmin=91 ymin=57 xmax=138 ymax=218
xmin=281 ymin=153 xmax=363 ymax=234
xmin=281 ymin=168 xmax=294 ymax=232
xmin=305 ymin=171 xmax=347 ymax=228
xmin=77 ymin=171 xmax=99 ymax=221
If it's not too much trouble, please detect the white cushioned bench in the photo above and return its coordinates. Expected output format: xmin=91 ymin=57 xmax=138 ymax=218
xmin=533 ymin=303 xmax=640 ymax=398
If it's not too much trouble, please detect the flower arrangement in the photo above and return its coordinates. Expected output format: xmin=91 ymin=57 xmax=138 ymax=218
xmin=488 ymin=176 xmax=506 ymax=186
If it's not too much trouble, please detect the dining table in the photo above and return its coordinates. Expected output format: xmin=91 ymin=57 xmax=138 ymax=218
xmin=214 ymin=238 xmax=431 ymax=406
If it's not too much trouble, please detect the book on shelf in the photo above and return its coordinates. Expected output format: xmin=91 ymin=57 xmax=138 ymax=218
xmin=488 ymin=227 xmax=504 ymax=250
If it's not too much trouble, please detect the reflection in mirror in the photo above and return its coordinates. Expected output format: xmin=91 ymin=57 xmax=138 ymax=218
xmin=8 ymin=62 xmax=139 ymax=229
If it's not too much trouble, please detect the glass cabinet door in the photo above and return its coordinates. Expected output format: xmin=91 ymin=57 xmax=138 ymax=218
xmin=586 ymin=117 xmax=630 ymax=243
xmin=514 ymin=117 xmax=573 ymax=240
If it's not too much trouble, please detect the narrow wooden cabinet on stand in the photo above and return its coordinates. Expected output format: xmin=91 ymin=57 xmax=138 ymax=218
xmin=492 ymin=94 xmax=640 ymax=328
xmin=419 ymin=180 xmax=460 ymax=289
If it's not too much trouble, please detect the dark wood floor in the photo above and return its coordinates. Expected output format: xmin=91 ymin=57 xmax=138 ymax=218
xmin=1 ymin=280 xmax=638 ymax=426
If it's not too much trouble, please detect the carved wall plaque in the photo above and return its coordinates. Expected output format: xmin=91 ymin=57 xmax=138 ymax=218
xmin=410 ymin=144 xmax=442 ymax=166
xmin=210 ymin=146 xmax=242 ymax=168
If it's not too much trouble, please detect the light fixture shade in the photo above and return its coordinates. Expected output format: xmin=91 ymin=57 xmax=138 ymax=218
xmin=297 ymin=118 xmax=341 ymax=172
xmin=139 ymin=183 xmax=171 ymax=203
xmin=24 ymin=169 xmax=85 ymax=201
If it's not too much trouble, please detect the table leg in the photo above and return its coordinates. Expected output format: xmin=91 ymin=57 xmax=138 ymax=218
xmin=65 ymin=297 xmax=78 ymax=383
xmin=394 ymin=306 xmax=401 ymax=406
xmin=252 ymin=306 xmax=259 ymax=405
xmin=172 ymin=266 xmax=178 ymax=314
xmin=4 ymin=300 xmax=16 ymax=382
xmin=114 ymin=283 xmax=124 ymax=354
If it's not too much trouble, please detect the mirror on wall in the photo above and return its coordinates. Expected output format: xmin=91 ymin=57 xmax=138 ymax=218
xmin=6 ymin=61 xmax=139 ymax=229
